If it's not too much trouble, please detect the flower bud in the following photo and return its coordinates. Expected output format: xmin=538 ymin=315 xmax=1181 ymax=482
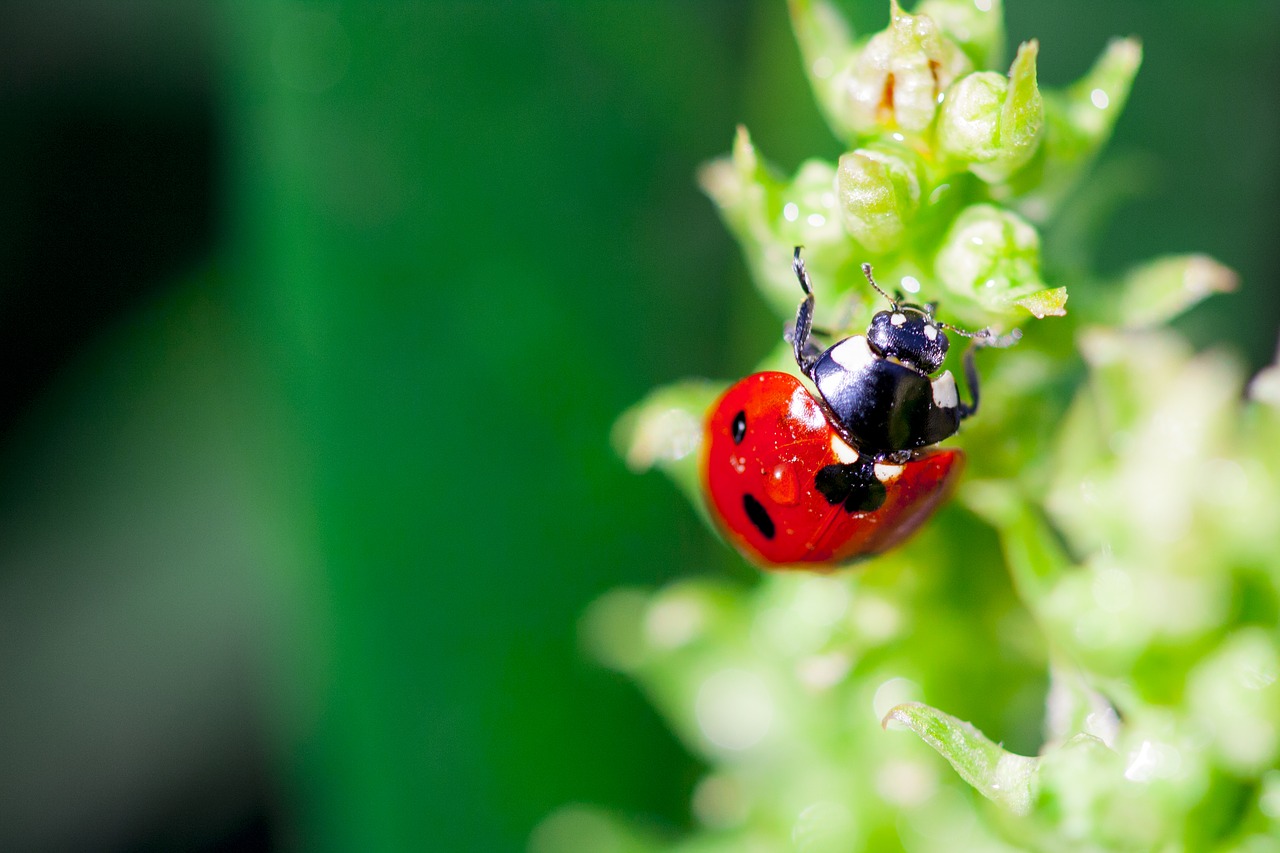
xmin=700 ymin=126 xmax=851 ymax=313
xmin=934 ymin=203 xmax=1064 ymax=316
xmin=937 ymin=41 xmax=1043 ymax=183
xmin=791 ymin=0 xmax=971 ymax=140
xmin=835 ymin=143 xmax=924 ymax=253
xmin=843 ymin=1 xmax=972 ymax=134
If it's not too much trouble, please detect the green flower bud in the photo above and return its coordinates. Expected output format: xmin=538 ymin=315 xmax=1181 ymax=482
xmin=700 ymin=126 xmax=851 ymax=315
xmin=937 ymin=40 xmax=1043 ymax=183
xmin=934 ymin=203 xmax=1063 ymax=316
xmin=834 ymin=142 xmax=924 ymax=253
xmin=791 ymin=0 xmax=971 ymax=140
xmin=917 ymin=0 xmax=1005 ymax=69
xmin=845 ymin=1 xmax=972 ymax=134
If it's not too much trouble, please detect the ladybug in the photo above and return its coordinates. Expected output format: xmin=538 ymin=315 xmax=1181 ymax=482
xmin=701 ymin=247 xmax=1018 ymax=569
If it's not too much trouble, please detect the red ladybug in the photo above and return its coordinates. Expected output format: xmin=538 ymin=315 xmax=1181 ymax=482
xmin=701 ymin=248 xmax=1017 ymax=569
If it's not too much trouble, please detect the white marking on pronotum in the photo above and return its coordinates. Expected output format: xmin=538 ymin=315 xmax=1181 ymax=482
xmin=828 ymin=336 xmax=876 ymax=371
xmin=931 ymin=371 xmax=958 ymax=409
xmin=923 ymin=325 xmax=938 ymax=341
xmin=890 ymin=313 xmax=907 ymax=326
xmin=830 ymin=436 xmax=859 ymax=465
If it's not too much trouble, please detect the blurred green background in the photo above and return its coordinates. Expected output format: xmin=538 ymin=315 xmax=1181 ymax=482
xmin=0 ymin=1 xmax=1276 ymax=850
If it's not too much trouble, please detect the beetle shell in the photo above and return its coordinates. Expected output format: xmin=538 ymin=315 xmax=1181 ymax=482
xmin=702 ymin=371 xmax=964 ymax=569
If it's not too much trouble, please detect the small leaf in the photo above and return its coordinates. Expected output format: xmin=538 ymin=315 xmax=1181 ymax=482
xmin=1116 ymin=254 xmax=1237 ymax=328
xmin=1014 ymin=37 xmax=1142 ymax=218
xmin=882 ymin=701 xmax=1039 ymax=814
xmin=1013 ymin=286 xmax=1067 ymax=318
xmin=1061 ymin=37 xmax=1143 ymax=144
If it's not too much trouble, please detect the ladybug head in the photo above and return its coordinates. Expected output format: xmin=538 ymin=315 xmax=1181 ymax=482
xmin=866 ymin=307 xmax=950 ymax=374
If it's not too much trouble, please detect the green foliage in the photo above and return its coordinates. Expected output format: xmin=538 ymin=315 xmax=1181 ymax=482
xmin=539 ymin=1 xmax=1280 ymax=850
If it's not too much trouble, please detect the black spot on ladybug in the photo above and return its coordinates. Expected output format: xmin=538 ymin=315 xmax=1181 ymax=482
xmin=731 ymin=410 xmax=747 ymax=444
xmin=742 ymin=493 xmax=776 ymax=539
xmin=815 ymin=459 xmax=887 ymax=513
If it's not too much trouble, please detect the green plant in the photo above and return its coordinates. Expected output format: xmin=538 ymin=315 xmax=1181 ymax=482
xmin=535 ymin=1 xmax=1280 ymax=850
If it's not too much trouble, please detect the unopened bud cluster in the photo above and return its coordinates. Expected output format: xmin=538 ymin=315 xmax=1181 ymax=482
xmin=702 ymin=0 xmax=1139 ymax=325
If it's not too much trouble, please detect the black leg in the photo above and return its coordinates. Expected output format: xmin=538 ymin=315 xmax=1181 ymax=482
xmin=958 ymin=344 xmax=981 ymax=420
xmin=790 ymin=247 xmax=820 ymax=375
xmin=956 ymin=328 xmax=1021 ymax=420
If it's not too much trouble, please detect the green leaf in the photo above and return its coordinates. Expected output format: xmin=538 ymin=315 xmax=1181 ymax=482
xmin=1015 ymin=37 xmax=1142 ymax=219
xmin=882 ymin=701 xmax=1039 ymax=814
xmin=1012 ymin=286 xmax=1067 ymax=318
xmin=1115 ymin=254 xmax=1237 ymax=328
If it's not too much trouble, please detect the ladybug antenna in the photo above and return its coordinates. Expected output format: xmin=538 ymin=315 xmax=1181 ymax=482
xmin=938 ymin=320 xmax=1023 ymax=349
xmin=861 ymin=263 xmax=898 ymax=310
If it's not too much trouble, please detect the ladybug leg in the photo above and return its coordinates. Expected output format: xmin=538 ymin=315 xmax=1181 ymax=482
xmin=957 ymin=344 xmax=982 ymax=420
xmin=790 ymin=247 xmax=821 ymax=375
xmin=957 ymin=329 xmax=1021 ymax=420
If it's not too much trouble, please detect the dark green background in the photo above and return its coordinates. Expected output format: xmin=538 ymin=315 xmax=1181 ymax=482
xmin=0 ymin=2 xmax=1276 ymax=850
